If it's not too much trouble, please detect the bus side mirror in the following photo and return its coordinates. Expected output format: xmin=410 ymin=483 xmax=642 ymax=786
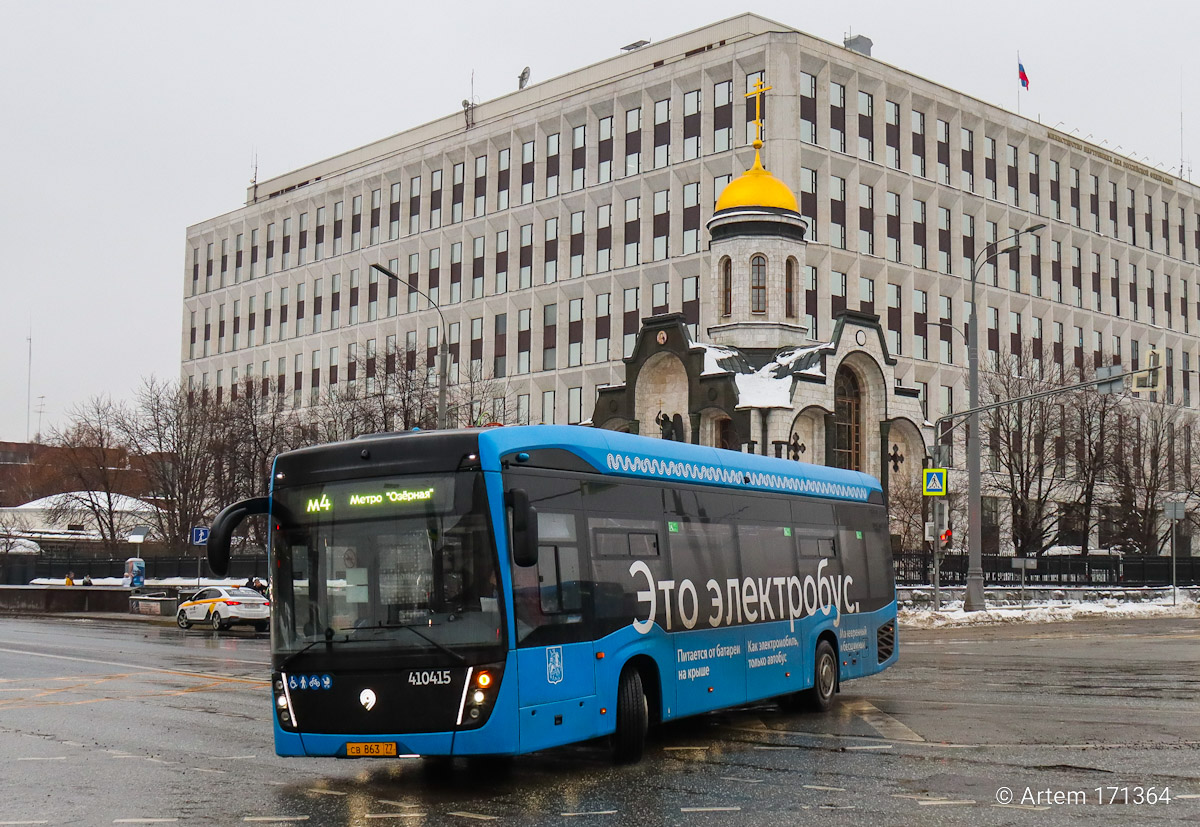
xmin=508 ymin=489 xmax=539 ymax=568
xmin=207 ymin=497 xmax=270 ymax=576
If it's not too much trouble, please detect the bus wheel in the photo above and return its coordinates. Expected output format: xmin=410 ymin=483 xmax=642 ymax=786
xmin=612 ymin=666 xmax=648 ymax=763
xmin=803 ymin=640 xmax=838 ymax=712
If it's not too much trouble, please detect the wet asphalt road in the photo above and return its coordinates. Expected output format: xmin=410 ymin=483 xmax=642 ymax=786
xmin=0 ymin=615 xmax=1197 ymax=826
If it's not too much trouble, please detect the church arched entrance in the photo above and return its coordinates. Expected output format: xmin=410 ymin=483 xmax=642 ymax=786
xmin=832 ymin=365 xmax=863 ymax=471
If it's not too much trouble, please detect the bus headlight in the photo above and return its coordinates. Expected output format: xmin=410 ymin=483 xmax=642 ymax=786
xmin=274 ymin=672 xmax=298 ymax=732
xmin=457 ymin=664 xmax=503 ymax=729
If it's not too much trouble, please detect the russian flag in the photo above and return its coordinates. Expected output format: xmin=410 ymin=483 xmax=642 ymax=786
xmin=1018 ymin=62 xmax=1030 ymax=89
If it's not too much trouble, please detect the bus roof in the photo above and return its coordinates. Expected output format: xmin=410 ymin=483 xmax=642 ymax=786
xmin=479 ymin=426 xmax=881 ymax=503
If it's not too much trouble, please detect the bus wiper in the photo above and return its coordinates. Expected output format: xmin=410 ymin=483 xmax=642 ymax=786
xmin=279 ymin=626 xmax=334 ymax=674
xmin=346 ymin=621 xmax=466 ymax=665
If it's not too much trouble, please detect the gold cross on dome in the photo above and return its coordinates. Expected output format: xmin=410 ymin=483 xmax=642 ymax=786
xmin=744 ymin=76 xmax=772 ymax=145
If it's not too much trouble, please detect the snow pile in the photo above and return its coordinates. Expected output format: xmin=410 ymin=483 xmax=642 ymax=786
xmin=734 ymin=371 xmax=793 ymax=408
xmin=696 ymin=343 xmax=740 ymax=375
xmin=901 ymin=593 xmax=1200 ymax=629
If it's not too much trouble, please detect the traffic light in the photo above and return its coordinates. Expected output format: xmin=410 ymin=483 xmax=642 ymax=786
xmin=1132 ymin=349 xmax=1164 ymax=396
xmin=939 ymin=528 xmax=953 ymax=550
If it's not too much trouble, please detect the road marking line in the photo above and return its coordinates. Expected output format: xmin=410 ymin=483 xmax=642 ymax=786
xmin=917 ymin=799 xmax=975 ymax=806
xmin=16 ymin=756 xmax=66 ymax=761
xmin=681 ymin=807 xmax=741 ymax=813
xmin=844 ymin=744 xmax=892 ymax=750
xmin=0 ymin=646 xmax=269 ymax=686
xmin=214 ymin=755 xmax=256 ymax=760
xmin=114 ymin=820 xmax=180 ymax=824
xmin=720 ymin=777 xmax=762 ymax=783
xmin=446 ymin=813 xmax=499 ymax=821
xmin=306 ymin=789 xmax=346 ymax=796
xmin=993 ymin=804 xmax=1051 ymax=811
xmin=842 ymin=699 xmax=925 ymax=742
xmin=244 ymin=818 xmax=310 ymax=823
xmin=560 ymin=812 xmax=618 ymax=817
xmin=365 ymin=816 xmax=426 ymax=820
xmin=892 ymin=794 xmax=948 ymax=801
xmin=752 ymin=745 xmax=797 ymax=750
xmin=190 ymin=768 xmax=225 ymax=774
xmin=804 ymin=785 xmax=846 ymax=792
xmin=376 ymin=801 xmax=419 ymax=808
xmin=1176 ymin=794 xmax=1200 ymax=799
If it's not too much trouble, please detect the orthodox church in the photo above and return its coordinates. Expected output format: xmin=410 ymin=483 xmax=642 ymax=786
xmin=592 ymin=85 xmax=931 ymax=500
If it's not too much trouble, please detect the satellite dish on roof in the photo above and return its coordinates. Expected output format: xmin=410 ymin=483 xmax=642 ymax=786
xmin=518 ymin=66 xmax=530 ymax=90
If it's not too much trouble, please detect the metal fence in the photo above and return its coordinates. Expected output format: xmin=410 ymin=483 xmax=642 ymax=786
xmin=0 ymin=555 xmax=270 ymax=586
xmin=5 ymin=552 xmax=1198 ymax=589
xmin=895 ymin=551 xmax=1200 ymax=587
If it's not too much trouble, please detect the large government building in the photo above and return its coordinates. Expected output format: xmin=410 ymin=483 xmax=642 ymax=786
xmin=181 ymin=13 xmax=1200 ymax=544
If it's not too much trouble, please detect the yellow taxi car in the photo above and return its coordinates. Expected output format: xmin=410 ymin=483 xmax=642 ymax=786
xmin=177 ymin=586 xmax=270 ymax=632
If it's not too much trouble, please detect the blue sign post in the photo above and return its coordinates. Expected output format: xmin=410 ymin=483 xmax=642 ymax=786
xmin=191 ymin=527 xmax=210 ymax=546
xmin=922 ymin=468 xmax=947 ymax=496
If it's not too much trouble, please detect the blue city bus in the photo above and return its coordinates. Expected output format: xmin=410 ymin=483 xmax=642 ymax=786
xmin=207 ymin=425 xmax=897 ymax=762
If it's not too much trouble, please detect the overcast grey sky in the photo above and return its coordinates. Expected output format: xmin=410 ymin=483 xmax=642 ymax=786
xmin=3 ymin=0 xmax=1199 ymax=443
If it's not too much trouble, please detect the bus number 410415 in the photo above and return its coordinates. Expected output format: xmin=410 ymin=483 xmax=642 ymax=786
xmin=408 ymin=670 xmax=452 ymax=686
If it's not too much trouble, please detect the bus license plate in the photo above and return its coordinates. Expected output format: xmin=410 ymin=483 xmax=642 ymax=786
xmin=346 ymin=742 xmax=396 ymax=757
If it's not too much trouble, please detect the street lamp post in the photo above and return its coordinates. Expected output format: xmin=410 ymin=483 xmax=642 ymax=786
xmin=963 ymin=223 xmax=1044 ymax=612
xmin=370 ymin=263 xmax=449 ymax=430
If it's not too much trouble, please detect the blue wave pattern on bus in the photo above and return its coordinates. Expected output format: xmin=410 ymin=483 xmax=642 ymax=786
xmin=478 ymin=425 xmax=881 ymax=502
xmin=604 ymin=451 xmax=871 ymax=501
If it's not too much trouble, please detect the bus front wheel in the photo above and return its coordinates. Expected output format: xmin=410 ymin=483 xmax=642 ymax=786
xmin=611 ymin=666 xmax=648 ymax=763
xmin=802 ymin=639 xmax=838 ymax=712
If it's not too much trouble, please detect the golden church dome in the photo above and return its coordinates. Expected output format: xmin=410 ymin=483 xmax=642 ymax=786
xmin=714 ymin=145 xmax=799 ymax=214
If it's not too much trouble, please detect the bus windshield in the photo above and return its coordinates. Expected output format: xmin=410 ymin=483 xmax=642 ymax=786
xmin=270 ymin=471 xmax=503 ymax=660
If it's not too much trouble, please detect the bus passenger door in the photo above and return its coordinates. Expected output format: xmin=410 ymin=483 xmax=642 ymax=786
xmin=512 ymin=511 xmax=598 ymax=752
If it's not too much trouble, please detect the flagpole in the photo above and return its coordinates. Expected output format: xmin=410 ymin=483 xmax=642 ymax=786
xmin=1017 ymin=51 xmax=1021 ymax=116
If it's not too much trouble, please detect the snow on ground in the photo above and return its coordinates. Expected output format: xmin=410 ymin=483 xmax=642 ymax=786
xmin=901 ymin=592 xmax=1200 ymax=629
xmin=31 ymin=577 xmax=251 ymax=588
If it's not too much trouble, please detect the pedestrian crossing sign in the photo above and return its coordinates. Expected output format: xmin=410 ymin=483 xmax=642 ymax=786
xmin=922 ymin=468 xmax=947 ymax=496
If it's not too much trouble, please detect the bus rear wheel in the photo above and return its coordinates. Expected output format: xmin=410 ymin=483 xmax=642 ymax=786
xmin=802 ymin=639 xmax=838 ymax=712
xmin=611 ymin=666 xmax=648 ymax=763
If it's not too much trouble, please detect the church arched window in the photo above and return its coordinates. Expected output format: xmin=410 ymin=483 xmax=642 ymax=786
xmin=722 ymin=257 xmax=732 ymax=316
xmin=785 ymin=257 xmax=796 ymax=318
xmin=750 ymin=254 xmax=767 ymax=313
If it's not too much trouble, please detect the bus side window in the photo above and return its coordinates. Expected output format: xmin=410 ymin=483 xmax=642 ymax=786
xmin=818 ymin=538 xmax=837 ymax=558
xmin=628 ymin=532 xmax=659 ymax=557
xmin=538 ymin=544 xmax=582 ymax=614
xmin=535 ymin=512 xmax=583 ymax=616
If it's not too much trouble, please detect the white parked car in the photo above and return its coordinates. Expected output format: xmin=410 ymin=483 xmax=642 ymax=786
xmin=177 ymin=586 xmax=270 ymax=632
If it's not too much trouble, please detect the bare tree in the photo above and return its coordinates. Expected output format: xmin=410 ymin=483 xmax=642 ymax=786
xmin=1108 ymin=397 xmax=1196 ymax=554
xmin=351 ymin=342 xmax=438 ymax=433
xmin=887 ymin=473 xmax=926 ymax=551
xmin=118 ymin=377 xmax=220 ymax=553
xmin=0 ymin=510 xmax=33 ymax=556
xmin=981 ymin=349 xmax=1077 ymax=557
xmin=1068 ymin=365 xmax=1124 ymax=556
xmin=49 ymin=396 xmax=147 ymax=553
xmin=449 ymin=362 xmax=520 ymax=427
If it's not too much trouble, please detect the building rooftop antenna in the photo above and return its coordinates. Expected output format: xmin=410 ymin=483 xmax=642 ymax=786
xmin=250 ymin=149 xmax=259 ymax=203
xmin=25 ymin=324 xmax=31 ymax=443
xmin=518 ymin=66 xmax=530 ymax=90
